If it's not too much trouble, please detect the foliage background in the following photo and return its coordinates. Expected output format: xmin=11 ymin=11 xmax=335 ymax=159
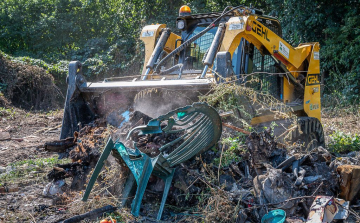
xmin=0 ymin=0 xmax=359 ymax=105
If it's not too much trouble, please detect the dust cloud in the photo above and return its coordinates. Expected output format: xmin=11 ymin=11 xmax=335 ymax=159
xmin=133 ymin=89 xmax=193 ymax=118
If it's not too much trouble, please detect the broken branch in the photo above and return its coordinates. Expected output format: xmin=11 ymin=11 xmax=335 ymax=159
xmin=222 ymin=123 xmax=250 ymax=135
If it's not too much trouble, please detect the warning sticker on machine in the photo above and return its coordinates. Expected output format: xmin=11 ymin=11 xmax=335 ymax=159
xmin=142 ymin=30 xmax=154 ymax=37
xmin=228 ymin=17 xmax=244 ymax=30
xmin=229 ymin=23 xmax=244 ymax=30
xmin=279 ymin=41 xmax=289 ymax=59
xmin=310 ymin=103 xmax=319 ymax=110
xmin=313 ymin=52 xmax=319 ymax=60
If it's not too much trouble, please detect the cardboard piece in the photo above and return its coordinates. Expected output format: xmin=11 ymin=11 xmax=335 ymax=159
xmin=307 ymin=196 xmax=338 ymax=223
xmin=337 ymin=165 xmax=360 ymax=202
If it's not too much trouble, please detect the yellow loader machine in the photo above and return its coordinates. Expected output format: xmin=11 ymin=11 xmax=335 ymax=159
xmin=60 ymin=5 xmax=324 ymax=147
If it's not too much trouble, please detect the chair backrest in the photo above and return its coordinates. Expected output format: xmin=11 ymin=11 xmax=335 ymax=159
xmin=128 ymin=102 xmax=222 ymax=168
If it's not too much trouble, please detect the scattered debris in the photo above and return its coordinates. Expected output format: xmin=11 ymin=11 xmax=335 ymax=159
xmin=306 ymin=196 xmax=338 ymax=223
xmin=43 ymin=179 xmax=66 ymax=196
xmin=337 ymin=165 xmax=360 ymax=202
xmin=0 ymin=185 xmax=19 ymax=193
xmin=83 ymin=103 xmax=223 ymax=220
xmin=45 ymin=125 xmax=109 ymax=191
xmin=62 ymin=205 xmax=117 ymax=223
xmin=25 ymin=106 xmax=359 ymax=222
xmin=334 ymin=198 xmax=350 ymax=220
xmin=247 ymin=129 xmax=286 ymax=173
xmin=44 ymin=137 xmax=76 ymax=153
xmin=131 ymin=129 xmax=184 ymax=158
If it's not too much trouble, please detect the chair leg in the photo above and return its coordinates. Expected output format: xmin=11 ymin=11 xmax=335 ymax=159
xmin=82 ymin=137 xmax=114 ymax=201
xmin=131 ymin=156 xmax=158 ymax=217
xmin=157 ymin=169 xmax=175 ymax=220
xmin=119 ymin=173 xmax=136 ymax=207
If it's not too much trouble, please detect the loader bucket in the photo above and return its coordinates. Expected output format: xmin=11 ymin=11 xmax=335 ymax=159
xmin=60 ymin=61 xmax=213 ymax=139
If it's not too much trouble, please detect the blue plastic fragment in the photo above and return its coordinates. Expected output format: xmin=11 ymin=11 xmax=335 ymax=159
xmin=261 ymin=209 xmax=286 ymax=223
xmin=177 ymin=112 xmax=187 ymax=119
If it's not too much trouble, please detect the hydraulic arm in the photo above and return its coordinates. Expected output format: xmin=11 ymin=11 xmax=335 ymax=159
xmin=216 ymin=13 xmax=321 ymax=120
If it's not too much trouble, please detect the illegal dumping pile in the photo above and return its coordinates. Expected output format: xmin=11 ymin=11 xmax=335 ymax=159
xmin=43 ymin=108 xmax=360 ymax=222
xmin=44 ymin=124 xmax=109 ymax=193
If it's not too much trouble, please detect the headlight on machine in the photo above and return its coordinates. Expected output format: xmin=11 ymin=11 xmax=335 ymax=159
xmin=177 ymin=19 xmax=186 ymax=30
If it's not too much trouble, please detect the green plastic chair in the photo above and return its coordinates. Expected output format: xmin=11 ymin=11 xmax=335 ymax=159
xmin=82 ymin=102 xmax=222 ymax=220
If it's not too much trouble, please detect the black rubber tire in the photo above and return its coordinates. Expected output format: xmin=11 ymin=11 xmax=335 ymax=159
xmin=254 ymin=117 xmax=325 ymax=150
xmin=293 ymin=117 xmax=325 ymax=150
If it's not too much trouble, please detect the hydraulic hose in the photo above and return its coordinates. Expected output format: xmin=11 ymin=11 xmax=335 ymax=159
xmin=153 ymin=5 xmax=245 ymax=73
xmin=142 ymin=28 xmax=171 ymax=80
xmin=201 ymin=23 xmax=226 ymax=78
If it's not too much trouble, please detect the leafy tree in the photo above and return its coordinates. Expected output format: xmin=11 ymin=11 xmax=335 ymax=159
xmin=0 ymin=0 xmax=359 ymax=105
xmin=268 ymin=0 xmax=360 ymax=104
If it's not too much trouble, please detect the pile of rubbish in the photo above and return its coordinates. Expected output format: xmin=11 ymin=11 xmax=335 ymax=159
xmin=44 ymin=124 xmax=109 ymax=194
xmin=43 ymin=108 xmax=360 ymax=222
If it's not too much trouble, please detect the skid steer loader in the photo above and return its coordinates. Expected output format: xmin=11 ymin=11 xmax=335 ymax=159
xmin=60 ymin=5 xmax=324 ymax=148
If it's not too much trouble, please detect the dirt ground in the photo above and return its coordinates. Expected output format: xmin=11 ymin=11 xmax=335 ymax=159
xmin=0 ymin=109 xmax=62 ymax=166
xmin=322 ymin=111 xmax=360 ymax=136
xmin=0 ymin=108 xmax=67 ymax=222
xmin=0 ymin=107 xmax=359 ymax=222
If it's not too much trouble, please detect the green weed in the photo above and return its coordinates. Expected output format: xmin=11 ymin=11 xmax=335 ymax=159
xmin=0 ymin=107 xmax=16 ymax=118
xmin=328 ymin=131 xmax=360 ymax=153
xmin=0 ymin=156 xmax=70 ymax=182
xmin=214 ymin=135 xmax=247 ymax=168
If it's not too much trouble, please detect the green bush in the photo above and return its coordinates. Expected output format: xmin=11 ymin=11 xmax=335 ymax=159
xmin=1 ymin=0 xmax=359 ymax=101
xmin=0 ymin=0 xmax=184 ymax=81
xmin=328 ymin=131 xmax=360 ymax=153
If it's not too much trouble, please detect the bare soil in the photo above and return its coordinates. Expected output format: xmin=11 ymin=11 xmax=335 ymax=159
xmin=322 ymin=111 xmax=360 ymax=136
xmin=0 ymin=109 xmax=62 ymax=166
xmin=0 ymin=108 xmax=66 ymax=222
